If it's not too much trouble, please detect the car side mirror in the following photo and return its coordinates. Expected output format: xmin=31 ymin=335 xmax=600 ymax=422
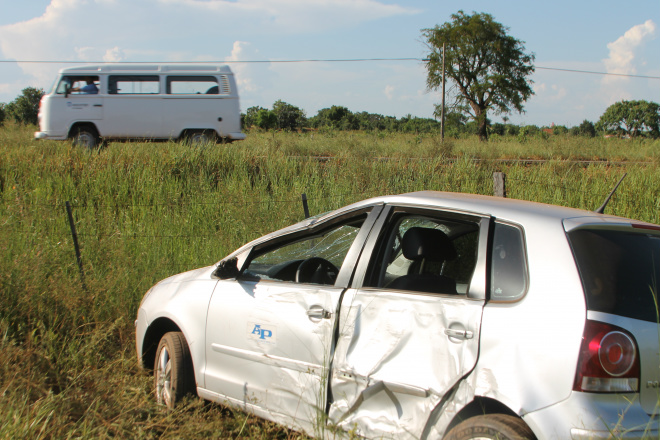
xmin=214 ymin=257 xmax=240 ymax=279
xmin=64 ymin=84 xmax=71 ymax=98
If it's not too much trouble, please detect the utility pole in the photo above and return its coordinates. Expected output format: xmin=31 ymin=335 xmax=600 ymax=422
xmin=440 ymin=42 xmax=446 ymax=141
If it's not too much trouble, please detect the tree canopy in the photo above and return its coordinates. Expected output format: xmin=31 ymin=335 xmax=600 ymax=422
xmin=4 ymin=87 xmax=44 ymax=126
xmin=422 ymin=11 xmax=535 ymax=141
xmin=272 ymin=100 xmax=306 ymax=131
xmin=596 ymin=100 xmax=660 ymax=139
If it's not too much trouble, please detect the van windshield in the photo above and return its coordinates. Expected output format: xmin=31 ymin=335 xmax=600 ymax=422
xmin=569 ymin=228 xmax=660 ymax=323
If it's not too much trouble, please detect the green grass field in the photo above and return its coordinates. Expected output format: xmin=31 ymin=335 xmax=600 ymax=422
xmin=1 ymin=123 xmax=659 ymax=438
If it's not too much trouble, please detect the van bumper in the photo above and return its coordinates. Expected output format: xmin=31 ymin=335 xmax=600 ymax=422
xmin=226 ymin=132 xmax=247 ymax=141
xmin=34 ymin=131 xmax=67 ymax=141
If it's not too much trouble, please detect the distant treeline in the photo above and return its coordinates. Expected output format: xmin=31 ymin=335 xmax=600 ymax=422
xmin=241 ymin=100 xmax=598 ymax=138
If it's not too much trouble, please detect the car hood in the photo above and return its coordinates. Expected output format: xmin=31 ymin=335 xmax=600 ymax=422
xmin=156 ymin=265 xmax=217 ymax=286
xmin=141 ymin=265 xmax=217 ymax=307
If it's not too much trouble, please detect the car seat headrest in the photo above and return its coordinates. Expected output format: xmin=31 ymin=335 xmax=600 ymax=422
xmin=401 ymin=227 xmax=457 ymax=262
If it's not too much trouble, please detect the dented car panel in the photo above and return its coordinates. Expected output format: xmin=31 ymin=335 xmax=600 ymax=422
xmin=136 ymin=191 xmax=660 ymax=439
xmin=329 ymin=289 xmax=483 ymax=438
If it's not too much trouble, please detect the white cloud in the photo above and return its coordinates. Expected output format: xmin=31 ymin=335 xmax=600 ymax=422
xmin=600 ymin=20 xmax=656 ymax=106
xmin=603 ymin=20 xmax=656 ymax=78
xmin=225 ymin=41 xmax=263 ymax=94
xmin=0 ymin=0 xmax=418 ymax=102
xmin=384 ymin=84 xmax=394 ymax=100
xmin=533 ymin=82 xmax=566 ymax=101
xmin=157 ymin=0 xmax=418 ymax=33
xmin=103 ymin=47 xmax=124 ymax=62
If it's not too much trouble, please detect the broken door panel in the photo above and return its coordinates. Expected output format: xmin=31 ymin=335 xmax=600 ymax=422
xmin=329 ymin=288 xmax=483 ymax=439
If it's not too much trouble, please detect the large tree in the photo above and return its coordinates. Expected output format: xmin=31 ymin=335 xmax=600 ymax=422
xmin=596 ymin=100 xmax=660 ymax=139
xmin=423 ymin=11 xmax=535 ymax=141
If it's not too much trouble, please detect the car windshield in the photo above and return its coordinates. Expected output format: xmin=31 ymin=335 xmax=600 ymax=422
xmin=569 ymin=228 xmax=660 ymax=323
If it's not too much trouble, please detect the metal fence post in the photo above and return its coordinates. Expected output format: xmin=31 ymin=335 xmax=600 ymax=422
xmin=493 ymin=172 xmax=507 ymax=198
xmin=65 ymin=201 xmax=87 ymax=290
xmin=301 ymin=193 xmax=310 ymax=219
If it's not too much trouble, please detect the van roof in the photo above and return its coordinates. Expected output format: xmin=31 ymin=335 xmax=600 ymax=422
xmin=58 ymin=64 xmax=233 ymax=74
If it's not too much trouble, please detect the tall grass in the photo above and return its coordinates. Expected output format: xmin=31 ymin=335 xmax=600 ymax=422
xmin=1 ymin=123 xmax=659 ymax=438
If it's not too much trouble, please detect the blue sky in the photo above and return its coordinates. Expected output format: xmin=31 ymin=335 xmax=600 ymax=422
xmin=0 ymin=0 xmax=658 ymax=126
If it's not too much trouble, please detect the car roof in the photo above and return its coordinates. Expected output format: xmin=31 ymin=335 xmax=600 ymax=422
xmin=221 ymin=191 xmax=655 ymax=264
xmin=339 ymin=190 xmax=647 ymax=228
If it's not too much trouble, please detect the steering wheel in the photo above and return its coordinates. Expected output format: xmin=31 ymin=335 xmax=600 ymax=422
xmin=295 ymin=257 xmax=339 ymax=285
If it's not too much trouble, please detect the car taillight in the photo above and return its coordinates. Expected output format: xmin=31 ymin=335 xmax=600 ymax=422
xmin=574 ymin=320 xmax=639 ymax=393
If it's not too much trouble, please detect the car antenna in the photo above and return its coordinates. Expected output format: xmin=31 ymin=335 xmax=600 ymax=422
xmin=595 ymin=173 xmax=627 ymax=214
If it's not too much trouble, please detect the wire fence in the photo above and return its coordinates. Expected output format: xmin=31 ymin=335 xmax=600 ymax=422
xmin=4 ymin=164 xmax=642 ymax=297
xmin=2 ymin=171 xmax=622 ymax=287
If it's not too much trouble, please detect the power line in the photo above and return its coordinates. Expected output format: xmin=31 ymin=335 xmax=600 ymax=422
xmin=0 ymin=58 xmax=421 ymax=64
xmin=534 ymin=66 xmax=660 ymax=80
xmin=0 ymin=58 xmax=658 ymax=79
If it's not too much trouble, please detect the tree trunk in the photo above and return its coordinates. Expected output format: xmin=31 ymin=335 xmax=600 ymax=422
xmin=473 ymin=106 xmax=489 ymax=141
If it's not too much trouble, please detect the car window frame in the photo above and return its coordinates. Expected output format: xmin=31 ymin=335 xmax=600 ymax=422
xmin=487 ymin=220 xmax=529 ymax=303
xmin=235 ymin=204 xmax=384 ymax=288
xmin=351 ymin=204 xmax=491 ymax=300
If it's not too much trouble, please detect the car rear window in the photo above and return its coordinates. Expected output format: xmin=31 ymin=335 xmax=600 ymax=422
xmin=568 ymin=228 xmax=660 ymax=323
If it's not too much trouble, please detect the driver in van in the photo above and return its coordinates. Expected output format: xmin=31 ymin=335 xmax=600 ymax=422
xmin=72 ymin=77 xmax=98 ymax=94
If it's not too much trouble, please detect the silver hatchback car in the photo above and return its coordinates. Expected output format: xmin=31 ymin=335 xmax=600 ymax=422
xmin=135 ymin=191 xmax=660 ymax=439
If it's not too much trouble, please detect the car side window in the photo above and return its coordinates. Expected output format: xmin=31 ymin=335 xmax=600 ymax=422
xmin=366 ymin=214 xmax=480 ymax=295
xmin=241 ymin=219 xmax=364 ymax=285
xmin=490 ymin=222 xmax=528 ymax=301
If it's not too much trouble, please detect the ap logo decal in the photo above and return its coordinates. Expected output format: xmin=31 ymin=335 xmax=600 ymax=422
xmin=248 ymin=322 xmax=276 ymax=344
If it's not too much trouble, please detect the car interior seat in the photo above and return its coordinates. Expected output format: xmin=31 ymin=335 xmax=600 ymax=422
xmin=387 ymin=227 xmax=458 ymax=294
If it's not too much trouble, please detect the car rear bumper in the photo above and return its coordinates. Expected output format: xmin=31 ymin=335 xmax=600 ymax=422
xmin=570 ymin=427 xmax=659 ymax=439
xmin=524 ymin=392 xmax=658 ymax=440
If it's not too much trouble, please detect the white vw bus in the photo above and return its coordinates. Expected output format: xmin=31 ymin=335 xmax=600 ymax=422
xmin=35 ymin=64 xmax=246 ymax=147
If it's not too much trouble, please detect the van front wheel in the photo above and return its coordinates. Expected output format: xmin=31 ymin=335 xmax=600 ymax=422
xmin=72 ymin=126 xmax=99 ymax=149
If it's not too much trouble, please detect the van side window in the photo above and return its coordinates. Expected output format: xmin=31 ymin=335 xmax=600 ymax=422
xmin=167 ymin=76 xmax=219 ymax=95
xmin=108 ymin=75 xmax=160 ymax=94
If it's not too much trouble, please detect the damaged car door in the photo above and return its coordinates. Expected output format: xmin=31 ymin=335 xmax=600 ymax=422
xmin=203 ymin=206 xmax=382 ymax=434
xmin=329 ymin=206 xmax=489 ymax=439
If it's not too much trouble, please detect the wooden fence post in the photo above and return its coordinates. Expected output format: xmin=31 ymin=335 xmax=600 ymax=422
xmin=493 ymin=172 xmax=507 ymax=198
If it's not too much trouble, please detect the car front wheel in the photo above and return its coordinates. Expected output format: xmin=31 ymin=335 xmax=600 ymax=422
xmin=154 ymin=332 xmax=196 ymax=408
xmin=444 ymin=414 xmax=535 ymax=440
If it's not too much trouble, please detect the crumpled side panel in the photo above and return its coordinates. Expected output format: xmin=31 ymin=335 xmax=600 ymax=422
xmin=329 ymin=289 xmax=483 ymax=439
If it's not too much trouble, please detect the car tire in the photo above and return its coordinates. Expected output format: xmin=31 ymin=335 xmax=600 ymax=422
xmin=154 ymin=332 xmax=196 ymax=408
xmin=71 ymin=125 xmax=99 ymax=149
xmin=444 ymin=414 xmax=535 ymax=440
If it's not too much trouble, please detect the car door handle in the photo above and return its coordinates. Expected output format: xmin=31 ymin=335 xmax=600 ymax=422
xmin=444 ymin=328 xmax=473 ymax=339
xmin=307 ymin=305 xmax=331 ymax=322
xmin=93 ymin=104 xmax=103 ymax=107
